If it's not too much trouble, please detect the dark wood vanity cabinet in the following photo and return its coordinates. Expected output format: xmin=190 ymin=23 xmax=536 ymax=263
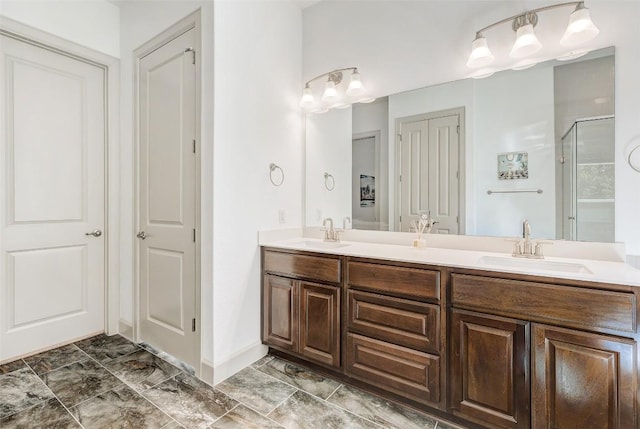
xmin=531 ymin=324 xmax=636 ymax=429
xmin=450 ymin=309 xmax=530 ymax=429
xmin=344 ymin=259 xmax=445 ymax=409
xmin=451 ymin=273 xmax=638 ymax=429
xmin=262 ymin=249 xmax=341 ymax=368
xmin=262 ymin=248 xmax=639 ymax=429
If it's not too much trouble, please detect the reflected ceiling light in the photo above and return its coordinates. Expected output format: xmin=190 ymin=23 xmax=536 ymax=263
xmin=561 ymin=2 xmax=600 ymax=46
xmin=300 ymin=67 xmax=371 ymax=113
xmin=465 ymin=2 xmax=599 ymax=68
xmin=557 ymin=49 xmax=589 ymax=61
xmin=357 ymin=97 xmax=377 ymax=103
xmin=511 ymin=59 xmax=538 ymax=71
xmin=470 ymin=69 xmax=495 ymax=79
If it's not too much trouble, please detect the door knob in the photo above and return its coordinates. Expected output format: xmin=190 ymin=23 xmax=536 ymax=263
xmin=136 ymin=231 xmax=147 ymax=240
xmin=85 ymin=229 xmax=102 ymax=237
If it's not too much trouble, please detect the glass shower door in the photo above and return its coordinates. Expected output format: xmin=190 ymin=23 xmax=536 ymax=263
xmin=561 ymin=116 xmax=615 ymax=242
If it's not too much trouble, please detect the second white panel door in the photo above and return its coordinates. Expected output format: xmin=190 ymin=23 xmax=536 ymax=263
xmin=138 ymin=28 xmax=197 ymax=368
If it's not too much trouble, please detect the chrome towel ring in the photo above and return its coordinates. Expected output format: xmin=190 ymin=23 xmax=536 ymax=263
xmin=324 ymin=172 xmax=335 ymax=191
xmin=269 ymin=163 xmax=284 ymax=186
xmin=629 ymin=145 xmax=640 ymax=173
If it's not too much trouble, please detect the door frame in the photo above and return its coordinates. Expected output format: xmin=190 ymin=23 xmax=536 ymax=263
xmin=394 ymin=107 xmax=466 ymax=234
xmin=133 ymin=10 xmax=202 ymax=374
xmin=352 ymin=131 xmax=381 ymax=229
xmin=0 ymin=17 xmax=121 ymax=340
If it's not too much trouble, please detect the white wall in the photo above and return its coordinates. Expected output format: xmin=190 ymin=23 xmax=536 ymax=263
xmin=306 ymin=109 xmax=352 ymax=226
xmin=474 ymin=67 xmax=555 ymax=238
xmin=212 ymin=1 xmax=302 ymax=382
xmin=303 ymin=0 xmax=640 ymax=255
xmin=0 ymin=0 xmax=119 ymax=57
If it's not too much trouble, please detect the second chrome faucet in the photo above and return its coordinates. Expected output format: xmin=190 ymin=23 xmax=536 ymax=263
xmin=512 ymin=219 xmax=546 ymax=259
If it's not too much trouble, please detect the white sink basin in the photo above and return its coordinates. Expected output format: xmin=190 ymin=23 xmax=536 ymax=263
xmin=478 ymin=255 xmax=593 ymax=275
xmin=289 ymin=240 xmax=351 ymax=249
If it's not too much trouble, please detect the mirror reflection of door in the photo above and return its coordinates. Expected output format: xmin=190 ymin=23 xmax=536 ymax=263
xmin=352 ymin=132 xmax=381 ymax=230
xmin=396 ymin=108 xmax=463 ymax=234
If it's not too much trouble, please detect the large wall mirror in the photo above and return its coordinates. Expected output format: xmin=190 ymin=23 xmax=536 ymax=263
xmin=305 ymin=47 xmax=615 ymax=241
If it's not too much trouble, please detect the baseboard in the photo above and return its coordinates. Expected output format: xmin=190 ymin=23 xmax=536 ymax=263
xmin=118 ymin=319 xmax=134 ymax=341
xmin=200 ymin=358 xmax=214 ymax=386
xmin=212 ymin=342 xmax=268 ymax=385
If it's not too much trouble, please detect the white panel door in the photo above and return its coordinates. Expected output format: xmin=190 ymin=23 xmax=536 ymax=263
xmin=428 ymin=115 xmax=459 ymax=234
xmin=398 ymin=113 xmax=460 ymax=234
xmin=138 ymin=28 xmax=197 ymax=367
xmin=0 ymin=35 xmax=105 ymax=361
xmin=399 ymin=119 xmax=430 ymax=232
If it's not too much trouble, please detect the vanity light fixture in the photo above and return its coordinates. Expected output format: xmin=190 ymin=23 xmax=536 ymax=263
xmin=466 ymin=1 xmax=599 ymax=69
xmin=300 ymin=67 xmax=372 ymax=112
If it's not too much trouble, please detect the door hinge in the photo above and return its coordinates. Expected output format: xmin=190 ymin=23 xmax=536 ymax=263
xmin=399 ymin=215 xmax=402 ymax=222
xmin=193 ymin=140 xmax=196 ymax=153
xmin=456 ymin=216 xmax=459 ymax=224
xmin=398 ymin=133 xmax=402 ymax=142
xmin=192 ymin=318 xmax=196 ymax=332
xmin=456 ymin=171 xmax=459 ymax=179
xmin=456 ymin=125 xmax=460 ymax=134
xmin=399 ymin=174 xmax=402 ymax=182
xmin=184 ymin=47 xmax=195 ymax=64
xmin=193 ymin=228 xmax=196 ymax=242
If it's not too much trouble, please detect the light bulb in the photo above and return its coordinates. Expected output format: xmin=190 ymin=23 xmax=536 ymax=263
xmin=510 ymin=23 xmax=542 ymax=58
xmin=322 ymin=79 xmax=337 ymax=101
xmin=466 ymin=34 xmax=495 ymax=68
xmin=346 ymin=70 xmax=364 ymax=96
xmin=561 ymin=4 xmax=599 ymax=46
xmin=299 ymin=85 xmax=315 ymax=109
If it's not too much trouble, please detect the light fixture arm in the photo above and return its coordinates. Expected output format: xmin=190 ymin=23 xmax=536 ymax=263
xmin=475 ymin=1 xmax=583 ymax=35
xmin=304 ymin=67 xmax=358 ymax=88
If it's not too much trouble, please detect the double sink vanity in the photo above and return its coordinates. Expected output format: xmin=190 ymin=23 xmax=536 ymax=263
xmin=260 ymin=229 xmax=640 ymax=429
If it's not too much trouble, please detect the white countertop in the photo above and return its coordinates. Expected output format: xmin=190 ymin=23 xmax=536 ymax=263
xmin=260 ymin=232 xmax=640 ymax=288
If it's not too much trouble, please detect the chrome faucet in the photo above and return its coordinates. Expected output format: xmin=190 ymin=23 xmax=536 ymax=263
xmin=322 ymin=218 xmax=339 ymax=242
xmin=511 ymin=219 xmax=545 ymax=259
xmin=343 ymin=216 xmax=352 ymax=230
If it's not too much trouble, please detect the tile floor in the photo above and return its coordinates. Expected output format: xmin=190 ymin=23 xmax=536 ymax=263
xmin=0 ymin=334 xmax=466 ymax=429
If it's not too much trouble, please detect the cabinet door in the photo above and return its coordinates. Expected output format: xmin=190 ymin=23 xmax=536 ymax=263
xmin=263 ymin=275 xmax=298 ymax=352
xmin=451 ymin=309 xmax=530 ymax=429
xmin=300 ymin=281 xmax=340 ymax=367
xmin=532 ymin=324 xmax=637 ymax=429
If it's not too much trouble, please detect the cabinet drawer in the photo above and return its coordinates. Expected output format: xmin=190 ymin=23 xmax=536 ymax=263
xmin=348 ymin=261 xmax=440 ymax=302
xmin=452 ymin=274 xmax=636 ymax=333
xmin=346 ymin=333 xmax=440 ymax=406
xmin=264 ymin=250 xmax=341 ymax=284
xmin=348 ymin=290 xmax=440 ymax=353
